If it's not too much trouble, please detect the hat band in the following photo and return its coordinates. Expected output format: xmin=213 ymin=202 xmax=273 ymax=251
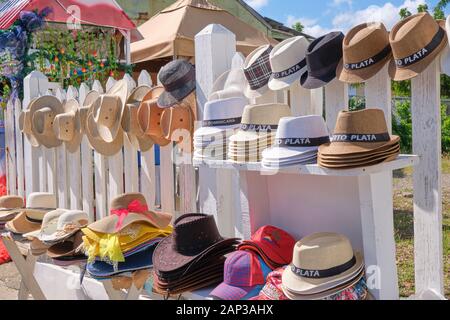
xmin=275 ymin=136 xmax=330 ymax=147
xmin=273 ymin=59 xmax=306 ymax=79
xmin=203 ymin=117 xmax=242 ymax=128
xmin=240 ymin=124 xmax=278 ymax=133
xmin=395 ymin=27 xmax=445 ymax=68
xmin=163 ymin=67 xmax=195 ymax=92
xmin=344 ymin=44 xmax=391 ymax=71
xmin=25 ymin=215 xmax=43 ymax=224
xmin=291 ymin=255 xmax=356 ymax=279
xmin=331 ymin=132 xmax=390 ymax=143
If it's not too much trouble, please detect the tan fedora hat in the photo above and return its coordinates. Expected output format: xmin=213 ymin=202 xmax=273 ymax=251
xmin=19 ymin=102 xmax=40 ymax=147
xmin=389 ymin=12 xmax=448 ymax=81
xmin=319 ymin=109 xmax=399 ymax=156
xmin=53 ymin=99 xmax=83 ymax=153
xmin=30 ymin=95 xmax=64 ymax=148
xmin=92 ymin=80 xmax=129 ymax=143
xmin=319 ymin=144 xmax=400 ymax=164
xmin=337 ymin=22 xmax=392 ymax=83
xmin=318 ymin=141 xmax=400 ymax=159
xmin=86 ymin=193 xmax=172 ymax=234
xmin=137 ymin=86 xmax=171 ymax=147
xmin=0 ymin=195 xmax=24 ymax=221
xmin=121 ymin=85 xmax=154 ymax=152
xmin=282 ymin=233 xmax=364 ymax=295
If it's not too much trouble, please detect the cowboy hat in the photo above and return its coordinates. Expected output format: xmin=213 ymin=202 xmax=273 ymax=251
xmin=389 ymin=12 xmax=447 ymax=81
xmin=19 ymin=101 xmax=40 ymax=147
xmin=337 ymin=22 xmax=392 ymax=83
xmin=121 ymin=85 xmax=154 ymax=152
xmin=29 ymin=95 xmax=64 ymax=148
xmin=243 ymin=45 xmax=273 ymax=99
xmin=47 ymin=230 xmax=85 ymax=259
xmin=53 ymin=99 xmax=83 ymax=153
xmin=160 ymin=102 xmax=195 ymax=151
xmin=0 ymin=195 xmax=24 ymax=221
xmin=209 ymin=69 xmax=249 ymax=101
xmin=158 ymin=59 xmax=196 ymax=108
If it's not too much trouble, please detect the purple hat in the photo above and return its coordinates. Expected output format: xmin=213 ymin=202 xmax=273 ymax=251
xmin=210 ymin=251 xmax=272 ymax=300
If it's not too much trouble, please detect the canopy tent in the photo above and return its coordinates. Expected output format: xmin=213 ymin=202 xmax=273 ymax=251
xmin=131 ymin=0 xmax=277 ymax=63
xmin=0 ymin=0 xmax=135 ymax=30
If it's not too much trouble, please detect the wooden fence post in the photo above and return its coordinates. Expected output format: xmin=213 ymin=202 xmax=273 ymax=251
xmin=325 ymin=79 xmax=348 ymax=132
xmin=411 ymin=60 xmax=444 ymax=295
xmin=14 ymin=99 xmax=24 ymax=197
xmin=5 ymin=99 xmax=17 ymax=195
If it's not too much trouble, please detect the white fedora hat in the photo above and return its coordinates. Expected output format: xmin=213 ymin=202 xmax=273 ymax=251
xmin=440 ymin=16 xmax=450 ymax=76
xmin=268 ymin=36 xmax=309 ymax=91
xmin=243 ymin=45 xmax=274 ymax=99
xmin=209 ymin=69 xmax=249 ymax=101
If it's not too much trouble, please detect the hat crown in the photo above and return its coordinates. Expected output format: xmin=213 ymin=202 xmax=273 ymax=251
xmin=110 ymin=193 xmax=148 ymax=211
xmin=306 ymin=32 xmax=344 ymax=76
xmin=27 ymin=193 xmax=57 ymax=209
xmin=276 ymin=116 xmax=329 ymax=140
xmin=333 ymin=108 xmax=388 ymax=135
xmin=292 ymin=233 xmax=355 ymax=271
xmin=40 ymin=209 xmax=67 ymax=232
xmin=56 ymin=210 xmax=89 ymax=230
xmin=245 ymin=44 xmax=272 ymax=68
xmin=224 ymin=251 xmax=263 ymax=286
xmin=53 ymin=112 xmax=78 ymax=141
xmin=241 ymin=103 xmax=291 ymax=125
xmin=94 ymin=95 xmax=122 ymax=128
xmin=172 ymin=214 xmax=223 ymax=255
xmin=0 ymin=196 xmax=24 ymax=209
xmin=203 ymin=97 xmax=247 ymax=122
xmin=159 ymin=59 xmax=193 ymax=87
xmin=270 ymin=36 xmax=309 ymax=72
xmin=343 ymin=22 xmax=389 ymax=64
xmin=33 ymin=107 xmax=56 ymax=134
xmin=390 ymin=12 xmax=441 ymax=59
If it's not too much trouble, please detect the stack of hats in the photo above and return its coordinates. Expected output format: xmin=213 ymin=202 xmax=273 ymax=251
xmin=228 ymin=104 xmax=291 ymax=163
xmin=24 ymin=209 xmax=89 ymax=265
xmin=0 ymin=196 xmax=24 ymax=229
xmin=262 ymin=116 xmax=330 ymax=169
xmin=152 ymin=214 xmax=240 ymax=296
xmin=281 ymin=233 xmax=368 ymax=300
xmin=318 ymin=109 xmax=400 ymax=169
xmin=82 ymin=193 xmax=172 ymax=287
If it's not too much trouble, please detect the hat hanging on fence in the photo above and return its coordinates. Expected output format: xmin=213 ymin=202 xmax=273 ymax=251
xmin=160 ymin=102 xmax=195 ymax=150
xmin=282 ymin=232 xmax=364 ymax=295
xmin=243 ymin=45 xmax=273 ymax=99
xmin=53 ymin=99 xmax=83 ymax=153
xmin=157 ymin=59 xmax=196 ymax=108
xmin=301 ymin=32 xmax=345 ymax=89
xmin=121 ymin=85 xmax=154 ymax=152
xmin=0 ymin=196 xmax=24 ymax=222
xmin=29 ymin=95 xmax=64 ymax=148
xmin=337 ymin=22 xmax=392 ymax=83
xmin=209 ymin=69 xmax=249 ymax=101
xmin=268 ymin=36 xmax=309 ymax=91
xmin=138 ymin=86 xmax=172 ymax=147
xmin=19 ymin=103 xmax=40 ymax=148
xmin=87 ymin=193 xmax=172 ymax=234
xmin=92 ymin=80 xmax=129 ymax=143
xmin=440 ymin=16 xmax=450 ymax=75
xmin=389 ymin=12 xmax=448 ymax=81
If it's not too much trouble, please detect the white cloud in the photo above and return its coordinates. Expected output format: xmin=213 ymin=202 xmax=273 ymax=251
xmin=245 ymin=0 xmax=269 ymax=10
xmin=286 ymin=0 xmax=428 ymax=38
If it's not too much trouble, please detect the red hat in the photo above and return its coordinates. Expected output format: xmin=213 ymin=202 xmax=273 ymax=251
xmin=238 ymin=226 xmax=296 ymax=268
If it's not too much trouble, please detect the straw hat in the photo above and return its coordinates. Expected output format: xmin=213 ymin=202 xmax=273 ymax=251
xmin=389 ymin=12 xmax=447 ymax=81
xmin=243 ymin=45 xmax=273 ymax=99
xmin=86 ymin=193 xmax=172 ymax=234
xmin=29 ymin=95 xmax=64 ymax=148
xmin=209 ymin=69 xmax=249 ymax=101
xmin=121 ymin=85 xmax=154 ymax=152
xmin=158 ymin=59 xmax=196 ymax=108
xmin=137 ymin=86 xmax=171 ymax=146
xmin=337 ymin=22 xmax=392 ymax=83
xmin=268 ymin=36 xmax=309 ymax=91
xmin=160 ymin=102 xmax=194 ymax=149
xmin=47 ymin=231 xmax=85 ymax=259
xmin=52 ymin=99 xmax=83 ymax=153
xmin=282 ymin=233 xmax=364 ymax=295
xmin=0 ymin=195 xmax=24 ymax=221
xmin=19 ymin=104 xmax=40 ymax=147
xmin=92 ymin=80 xmax=129 ymax=143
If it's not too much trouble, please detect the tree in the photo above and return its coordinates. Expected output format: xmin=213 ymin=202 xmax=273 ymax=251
xmin=399 ymin=8 xmax=412 ymax=19
xmin=435 ymin=0 xmax=450 ymax=19
xmin=417 ymin=4 xmax=429 ymax=13
xmin=292 ymin=22 xmax=304 ymax=33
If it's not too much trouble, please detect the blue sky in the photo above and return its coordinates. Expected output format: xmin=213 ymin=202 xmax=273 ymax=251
xmin=244 ymin=0 xmax=449 ymax=37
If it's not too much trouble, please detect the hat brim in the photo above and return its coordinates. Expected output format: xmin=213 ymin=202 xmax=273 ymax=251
xmin=268 ymin=69 xmax=306 ymax=91
xmin=29 ymin=96 xmax=64 ymax=148
xmin=157 ymin=80 xmax=196 ymax=108
xmin=46 ymin=231 xmax=84 ymax=258
xmin=262 ymin=156 xmax=318 ymax=168
xmin=319 ymin=145 xmax=400 ymax=164
xmin=318 ymin=135 xmax=400 ymax=156
xmin=210 ymin=282 xmax=264 ymax=301
xmin=337 ymin=51 xmax=392 ymax=84
xmin=282 ymin=251 xmax=364 ymax=295
xmin=262 ymin=146 xmax=318 ymax=161
xmin=5 ymin=211 xmax=41 ymax=235
xmin=195 ymin=126 xmax=238 ymax=138
xmin=85 ymin=112 xmax=124 ymax=156
xmin=238 ymin=242 xmax=291 ymax=268
xmin=319 ymin=142 xmax=399 ymax=159
xmin=389 ymin=24 xmax=447 ymax=81
xmin=319 ymin=151 xmax=399 ymax=169
xmin=244 ymin=83 xmax=270 ymax=99
xmin=301 ymin=69 xmax=337 ymax=89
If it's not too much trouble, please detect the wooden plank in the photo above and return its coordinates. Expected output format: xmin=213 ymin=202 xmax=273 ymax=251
xmin=94 ymin=152 xmax=109 ymax=220
xmin=18 ymin=250 xmax=37 ymax=300
xmin=56 ymin=145 xmax=69 ymax=208
xmin=311 ymin=88 xmax=324 ymax=116
xmin=365 ymin=65 xmax=392 ymax=130
xmin=325 ymin=79 xmax=348 ymax=133
xmin=14 ymin=100 xmax=24 ymax=197
xmin=5 ymin=99 xmax=17 ymax=194
xmin=159 ymin=145 xmax=175 ymax=215
xmin=411 ymin=60 xmax=444 ymax=295
xmin=289 ymin=81 xmax=312 ymax=116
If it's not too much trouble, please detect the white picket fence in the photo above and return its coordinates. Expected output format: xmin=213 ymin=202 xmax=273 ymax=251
xmin=2 ymin=23 xmax=446 ymax=300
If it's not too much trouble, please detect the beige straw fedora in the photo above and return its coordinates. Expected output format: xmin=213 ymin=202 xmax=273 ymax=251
xmin=53 ymin=99 xmax=83 ymax=153
xmin=29 ymin=95 xmax=64 ymax=148
xmin=19 ymin=101 xmax=40 ymax=147
xmin=121 ymin=85 xmax=154 ymax=152
xmin=0 ymin=195 xmax=24 ymax=221
xmin=282 ymin=233 xmax=364 ymax=295
xmin=389 ymin=12 xmax=447 ymax=81
xmin=92 ymin=80 xmax=129 ymax=143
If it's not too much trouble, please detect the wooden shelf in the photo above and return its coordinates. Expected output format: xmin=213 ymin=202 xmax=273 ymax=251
xmin=193 ymin=155 xmax=419 ymax=177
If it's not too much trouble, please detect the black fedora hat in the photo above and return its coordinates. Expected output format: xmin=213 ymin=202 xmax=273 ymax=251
xmin=301 ymin=31 xmax=345 ymax=89
xmin=158 ymin=59 xmax=196 ymax=108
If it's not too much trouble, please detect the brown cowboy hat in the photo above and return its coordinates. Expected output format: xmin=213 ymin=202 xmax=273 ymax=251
xmin=53 ymin=99 xmax=83 ymax=153
xmin=121 ymin=85 xmax=154 ymax=152
xmin=47 ymin=230 xmax=85 ymax=259
xmin=19 ymin=101 xmax=40 ymax=147
xmin=337 ymin=22 xmax=392 ymax=83
xmin=30 ymin=96 xmax=64 ymax=148
xmin=389 ymin=12 xmax=448 ymax=81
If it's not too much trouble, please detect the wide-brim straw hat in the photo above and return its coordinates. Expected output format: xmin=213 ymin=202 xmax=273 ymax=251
xmin=0 ymin=196 xmax=24 ymax=220
xmin=19 ymin=100 xmax=40 ymax=147
xmin=337 ymin=22 xmax=392 ymax=83
xmin=389 ymin=13 xmax=447 ymax=81
xmin=282 ymin=232 xmax=364 ymax=295
xmin=6 ymin=211 xmax=42 ymax=235
xmin=243 ymin=45 xmax=273 ymax=99
xmin=122 ymin=85 xmax=154 ymax=152
xmin=53 ymin=99 xmax=83 ymax=153
xmin=29 ymin=95 xmax=64 ymax=148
